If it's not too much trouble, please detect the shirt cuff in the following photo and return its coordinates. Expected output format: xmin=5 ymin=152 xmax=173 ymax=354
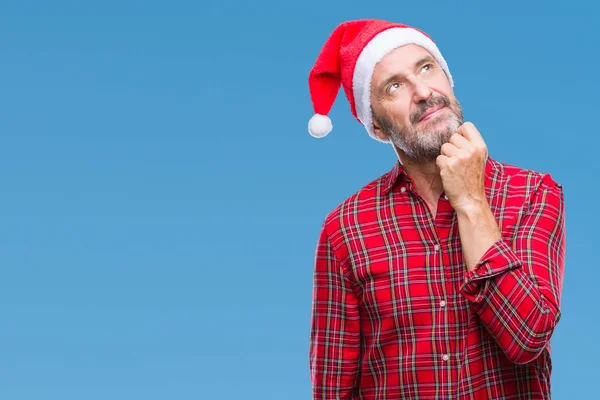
xmin=460 ymin=239 xmax=522 ymax=304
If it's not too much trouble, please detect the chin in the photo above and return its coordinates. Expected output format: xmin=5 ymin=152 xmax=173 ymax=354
xmin=427 ymin=115 xmax=460 ymax=136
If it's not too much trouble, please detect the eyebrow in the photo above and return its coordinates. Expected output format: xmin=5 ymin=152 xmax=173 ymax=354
xmin=376 ymin=55 xmax=437 ymax=96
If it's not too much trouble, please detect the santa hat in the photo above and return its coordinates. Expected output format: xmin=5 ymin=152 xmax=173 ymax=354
xmin=308 ymin=19 xmax=453 ymax=142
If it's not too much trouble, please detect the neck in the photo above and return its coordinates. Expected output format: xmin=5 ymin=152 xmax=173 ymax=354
xmin=393 ymin=146 xmax=444 ymax=199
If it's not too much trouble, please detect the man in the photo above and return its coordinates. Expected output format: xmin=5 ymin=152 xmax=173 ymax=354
xmin=307 ymin=19 xmax=565 ymax=400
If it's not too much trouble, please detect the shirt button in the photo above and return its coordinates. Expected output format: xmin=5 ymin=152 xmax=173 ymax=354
xmin=434 ymin=244 xmax=440 ymax=251
xmin=442 ymin=354 xmax=449 ymax=361
xmin=440 ymin=300 xmax=447 ymax=307
xmin=400 ymin=187 xmax=406 ymax=193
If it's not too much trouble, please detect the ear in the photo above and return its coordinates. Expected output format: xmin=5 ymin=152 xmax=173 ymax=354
xmin=372 ymin=117 xmax=389 ymax=141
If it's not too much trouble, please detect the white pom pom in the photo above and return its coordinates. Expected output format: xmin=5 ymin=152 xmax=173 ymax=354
xmin=308 ymin=114 xmax=333 ymax=138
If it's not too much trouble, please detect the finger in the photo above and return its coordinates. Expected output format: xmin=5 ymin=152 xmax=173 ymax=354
xmin=457 ymin=122 xmax=486 ymax=148
xmin=436 ymin=154 xmax=450 ymax=169
xmin=449 ymin=132 xmax=474 ymax=150
xmin=440 ymin=142 xmax=459 ymax=157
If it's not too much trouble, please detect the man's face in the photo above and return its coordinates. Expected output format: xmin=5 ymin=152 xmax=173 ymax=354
xmin=370 ymin=44 xmax=463 ymax=163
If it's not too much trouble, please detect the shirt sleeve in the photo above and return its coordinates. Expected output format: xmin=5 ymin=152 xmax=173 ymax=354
xmin=459 ymin=174 xmax=566 ymax=365
xmin=309 ymin=223 xmax=361 ymax=399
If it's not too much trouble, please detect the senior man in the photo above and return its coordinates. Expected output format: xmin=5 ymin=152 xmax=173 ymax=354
xmin=308 ymin=19 xmax=565 ymax=400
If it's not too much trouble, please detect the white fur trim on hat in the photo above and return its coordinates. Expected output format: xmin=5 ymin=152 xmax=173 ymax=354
xmin=352 ymin=27 xmax=454 ymax=143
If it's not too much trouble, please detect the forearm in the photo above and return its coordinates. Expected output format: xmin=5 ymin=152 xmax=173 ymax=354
xmin=460 ymin=239 xmax=560 ymax=364
xmin=455 ymin=201 xmax=502 ymax=272
xmin=310 ymin=316 xmax=361 ymax=399
xmin=455 ymin=189 xmax=564 ymax=364
xmin=310 ymin=226 xmax=361 ymax=399
xmin=461 ymin=252 xmax=560 ymax=364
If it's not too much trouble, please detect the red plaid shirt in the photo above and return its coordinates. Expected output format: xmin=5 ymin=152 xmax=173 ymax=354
xmin=309 ymin=156 xmax=565 ymax=399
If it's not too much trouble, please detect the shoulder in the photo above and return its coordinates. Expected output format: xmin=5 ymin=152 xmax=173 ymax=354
xmin=488 ymin=156 xmax=562 ymax=193
xmin=487 ymin=157 xmax=564 ymax=211
xmin=320 ymin=165 xmax=395 ymax=236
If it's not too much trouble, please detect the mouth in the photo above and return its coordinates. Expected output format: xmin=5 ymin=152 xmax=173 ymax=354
xmin=418 ymin=105 xmax=445 ymax=123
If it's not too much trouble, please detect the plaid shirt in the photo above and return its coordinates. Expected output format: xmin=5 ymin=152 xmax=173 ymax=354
xmin=309 ymin=155 xmax=565 ymax=399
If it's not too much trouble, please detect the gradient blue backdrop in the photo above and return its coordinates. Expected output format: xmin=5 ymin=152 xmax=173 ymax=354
xmin=0 ymin=1 xmax=596 ymax=399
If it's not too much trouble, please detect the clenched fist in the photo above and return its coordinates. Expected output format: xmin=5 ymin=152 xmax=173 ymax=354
xmin=436 ymin=122 xmax=489 ymax=215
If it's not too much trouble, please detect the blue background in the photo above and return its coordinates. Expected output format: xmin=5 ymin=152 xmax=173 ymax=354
xmin=0 ymin=1 xmax=596 ymax=398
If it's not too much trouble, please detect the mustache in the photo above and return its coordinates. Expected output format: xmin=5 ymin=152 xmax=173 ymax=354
xmin=410 ymin=95 xmax=452 ymax=124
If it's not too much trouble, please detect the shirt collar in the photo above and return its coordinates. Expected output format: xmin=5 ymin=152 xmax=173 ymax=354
xmin=382 ymin=154 xmax=495 ymax=196
xmin=382 ymin=160 xmax=410 ymax=195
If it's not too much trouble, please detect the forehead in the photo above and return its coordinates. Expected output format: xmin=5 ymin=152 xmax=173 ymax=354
xmin=371 ymin=44 xmax=434 ymax=84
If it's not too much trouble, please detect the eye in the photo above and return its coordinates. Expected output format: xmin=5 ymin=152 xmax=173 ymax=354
xmin=388 ymin=82 xmax=402 ymax=93
xmin=421 ymin=63 xmax=433 ymax=73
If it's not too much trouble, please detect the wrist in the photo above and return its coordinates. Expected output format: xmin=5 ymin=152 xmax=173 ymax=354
xmin=455 ymin=199 xmax=488 ymax=219
xmin=455 ymin=200 xmax=502 ymax=272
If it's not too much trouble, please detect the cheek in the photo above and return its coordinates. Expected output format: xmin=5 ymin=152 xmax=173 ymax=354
xmin=433 ymin=76 xmax=454 ymax=98
xmin=384 ymin=99 xmax=412 ymax=124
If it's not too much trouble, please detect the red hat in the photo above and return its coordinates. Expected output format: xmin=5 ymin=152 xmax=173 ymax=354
xmin=308 ymin=19 xmax=454 ymax=142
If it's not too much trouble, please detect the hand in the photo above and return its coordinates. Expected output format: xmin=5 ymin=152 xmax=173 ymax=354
xmin=436 ymin=122 xmax=489 ymax=214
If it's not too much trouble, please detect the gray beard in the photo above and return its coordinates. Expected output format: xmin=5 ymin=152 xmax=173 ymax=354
xmin=372 ymin=96 xmax=464 ymax=164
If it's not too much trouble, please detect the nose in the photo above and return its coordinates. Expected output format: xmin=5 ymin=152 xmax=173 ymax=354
xmin=412 ymin=78 xmax=432 ymax=103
